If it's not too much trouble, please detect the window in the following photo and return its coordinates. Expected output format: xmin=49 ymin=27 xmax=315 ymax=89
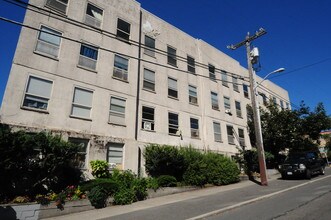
xmin=85 ymin=3 xmax=103 ymax=28
xmin=286 ymin=102 xmax=290 ymax=109
xmin=167 ymin=46 xmax=177 ymax=66
xmin=36 ymin=26 xmax=62 ymax=58
xmin=144 ymin=35 xmax=155 ymax=57
xmin=260 ymin=93 xmax=267 ymax=105
xmin=221 ymin=71 xmax=228 ymax=87
xmin=107 ymin=142 xmax=124 ymax=170
xmin=189 ymin=85 xmax=198 ymax=105
xmin=109 ymin=97 xmax=126 ymax=125
xmin=168 ymin=77 xmax=178 ymax=99
xmin=190 ymin=118 xmax=199 ymax=138
xmin=168 ymin=112 xmax=179 ymax=135
xmin=227 ymin=125 xmax=234 ymax=144
xmin=23 ymin=76 xmax=53 ymax=110
xmin=209 ymin=64 xmax=216 ymax=80
xmin=142 ymin=106 xmax=154 ymax=131
xmin=211 ymin=92 xmax=219 ymax=110
xmin=71 ymin=87 xmax=93 ymax=119
xmin=78 ymin=43 xmax=98 ymax=70
xmin=143 ymin=69 xmax=155 ymax=91
xmin=280 ymin=100 xmax=284 ymax=109
xmin=45 ymin=0 xmax=68 ymax=14
xmin=233 ymin=77 xmax=239 ymax=92
xmin=117 ymin=18 xmax=131 ymax=41
xmin=238 ymin=128 xmax=245 ymax=147
xmin=187 ymin=56 xmax=195 ymax=74
xmin=273 ymin=97 xmax=277 ymax=105
xmin=113 ymin=55 xmax=128 ymax=81
xmin=69 ymin=138 xmax=89 ymax=169
xmin=213 ymin=122 xmax=222 ymax=142
xmin=224 ymin=96 xmax=231 ymax=110
xmin=243 ymin=84 xmax=249 ymax=98
xmin=235 ymin=101 xmax=242 ymax=118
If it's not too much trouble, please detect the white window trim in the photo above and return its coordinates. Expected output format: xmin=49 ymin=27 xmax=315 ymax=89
xmin=70 ymin=86 xmax=94 ymax=120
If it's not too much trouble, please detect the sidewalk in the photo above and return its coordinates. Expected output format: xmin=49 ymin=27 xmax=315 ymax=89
xmin=43 ymin=173 xmax=281 ymax=220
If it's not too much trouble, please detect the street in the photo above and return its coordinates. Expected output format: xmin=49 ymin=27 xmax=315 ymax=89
xmin=103 ymin=169 xmax=331 ymax=220
xmin=46 ymin=168 xmax=331 ymax=220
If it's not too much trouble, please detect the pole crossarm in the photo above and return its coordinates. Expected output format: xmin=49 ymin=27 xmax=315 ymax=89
xmin=227 ymin=28 xmax=267 ymax=50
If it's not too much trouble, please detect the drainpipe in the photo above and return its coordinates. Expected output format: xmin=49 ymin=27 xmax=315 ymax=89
xmin=135 ymin=10 xmax=143 ymax=177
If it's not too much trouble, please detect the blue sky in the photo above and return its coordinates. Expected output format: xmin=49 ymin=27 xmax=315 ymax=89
xmin=1 ymin=0 xmax=331 ymax=115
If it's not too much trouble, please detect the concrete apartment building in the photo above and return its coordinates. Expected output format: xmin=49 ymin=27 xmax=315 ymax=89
xmin=0 ymin=0 xmax=290 ymax=175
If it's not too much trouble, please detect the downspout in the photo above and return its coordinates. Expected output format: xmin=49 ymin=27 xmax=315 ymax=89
xmin=135 ymin=10 xmax=143 ymax=176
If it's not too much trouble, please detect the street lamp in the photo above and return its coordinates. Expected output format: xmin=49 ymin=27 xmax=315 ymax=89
xmin=254 ymin=68 xmax=285 ymax=90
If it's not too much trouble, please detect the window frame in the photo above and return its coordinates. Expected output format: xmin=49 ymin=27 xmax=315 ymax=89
xmin=168 ymin=112 xmax=179 ymax=135
xmin=35 ymin=25 xmax=62 ymax=58
xmin=190 ymin=117 xmax=199 ymax=138
xmin=168 ymin=77 xmax=178 ymax=99
xmin=45 ymin=0 xmax=68 ymax=14
xmin=167 ymin=46 xmax=177 ymax=66
xmin=209 ymin=64 xmax=216 ymax=81
xmin=144 ymin=35 xmax=155 ymax=57
xmin=235 ymin=101 xmax=242 ymax=118
xmin=213 ymin=121 xmax=222 ymax=142
xmin=68 ymin=137 xmax=89 ymax=169
xmin=224 ymin=96 xmax=231 ymax=110
xmin=78 ymin=43 xmax=98 ymax=71
xmin=113 ymin=54 xmax=129 ymax=81
xmin=116 ymin=18 xmax=131 ymax=42
xmin=232 ymin=76 xmax=239 ymax=92
xmin=226 ymin=125 xmax=235 ymax=144
xmin=221 ymin=71 xmax=228 ymax=87
xmin=211 ymin=91 xmax=219 ymax=110
xmin=189 ymin=85 xmax=198 ymax=105
xmin=238 ymin=128 xmax=245 ymax=147
xmin=187 ymin=55 xmax=196 ymax=74
xmin=109 ymin=96 xmax=126 ymax=125
xmin=70 ymin=87 xmax=93 ymax=120
xmin=243 ymin=84 xmax=249 ymax=99
xmin=142 ymin=106 xmax=155 ymax=131
xmin=22 ymin=75 xmax=53 ymax=111
xmin=85 ymin=2 xmax=103 ymax=28
xmin=143 ymin=68 xmax=155 ymax=92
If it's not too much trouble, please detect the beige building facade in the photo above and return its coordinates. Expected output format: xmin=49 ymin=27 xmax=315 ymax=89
xmin=0 ymin=0 xmax=290 ymax=175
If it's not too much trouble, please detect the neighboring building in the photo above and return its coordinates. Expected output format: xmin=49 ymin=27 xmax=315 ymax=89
xmin=0 ymin=0 xmax=290 ymax=175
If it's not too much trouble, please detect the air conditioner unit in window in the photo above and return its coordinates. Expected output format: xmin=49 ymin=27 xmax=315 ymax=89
xmin=225 ymin=109 xmax=232 ymax=115
xmin=143 ymin=121 xmax=152 ymax=130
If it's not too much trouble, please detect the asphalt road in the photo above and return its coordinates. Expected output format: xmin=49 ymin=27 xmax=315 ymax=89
xmin=99 ymin=168 xmax=331 ymax=220
xmin=207 ymin=171 xmax=331 ymax=220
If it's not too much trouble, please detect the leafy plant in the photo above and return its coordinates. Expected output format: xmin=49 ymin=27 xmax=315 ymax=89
xmin=80 ymin=178 xmax=118 ymax=196
xmin=90 ymin=160 xmax=110 ymax=178
xmin=113 ymin=188 xmax=135 ymax=205
xmin=88 ymin=186 xmax=108 ymax=209
xmin=157 ymin=175 xmax=177 ymax=187
xmin=146 ymin=177 xmax=159 ymax=191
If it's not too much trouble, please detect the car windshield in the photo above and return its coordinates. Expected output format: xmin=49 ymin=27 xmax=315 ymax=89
xmin=284 ymin=154 xmax=306 ymax=163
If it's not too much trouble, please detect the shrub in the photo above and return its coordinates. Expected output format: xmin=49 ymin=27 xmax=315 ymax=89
xmin=204 ymin=153 xmax=240 ymax=185
xmin=0 ymin=125 xmax=82 ymax=202
xmin=144 ymin=144 xmax=185 ymax=180
xmin=180 ymin=147 xmax=208 ymax=186
xmin=157 ymin=175 xmax=177 ymax=187
xmin=88 ymin=186 xmax=108 ymax=209
xmin=132 ymin=178 xmax=148 ymax=201
xmin=113 ymin=188 xmax=136 ymax=205
xmin=90 ymin=160 xmax=110 ymax=178
xmin=80 ymin=178 xmax=118 ymax=196
xmin=146 ymin=177 xmax=159 ymax=191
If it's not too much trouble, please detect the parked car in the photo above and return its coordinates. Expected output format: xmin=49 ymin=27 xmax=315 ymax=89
xmin=279 ymin=151 xmax=326 ymax=179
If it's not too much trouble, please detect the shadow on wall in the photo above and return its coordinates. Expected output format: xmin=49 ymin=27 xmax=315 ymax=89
xmin=0 ymin=206 xmax=18 ymax=220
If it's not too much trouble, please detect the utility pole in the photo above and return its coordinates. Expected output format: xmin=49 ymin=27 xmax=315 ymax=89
xmin=228 ymin=28 xmax=268 ymax=186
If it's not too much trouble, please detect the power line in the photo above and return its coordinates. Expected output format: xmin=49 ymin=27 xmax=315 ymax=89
xmin=6 ymin=0 xmax=248 ymax=80
xmin=0 ymin=15 xmax=250 ymax=86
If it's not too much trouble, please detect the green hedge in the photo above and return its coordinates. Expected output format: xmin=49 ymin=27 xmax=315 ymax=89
xmin=144 ymin=144 xmax=240 ymax=187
